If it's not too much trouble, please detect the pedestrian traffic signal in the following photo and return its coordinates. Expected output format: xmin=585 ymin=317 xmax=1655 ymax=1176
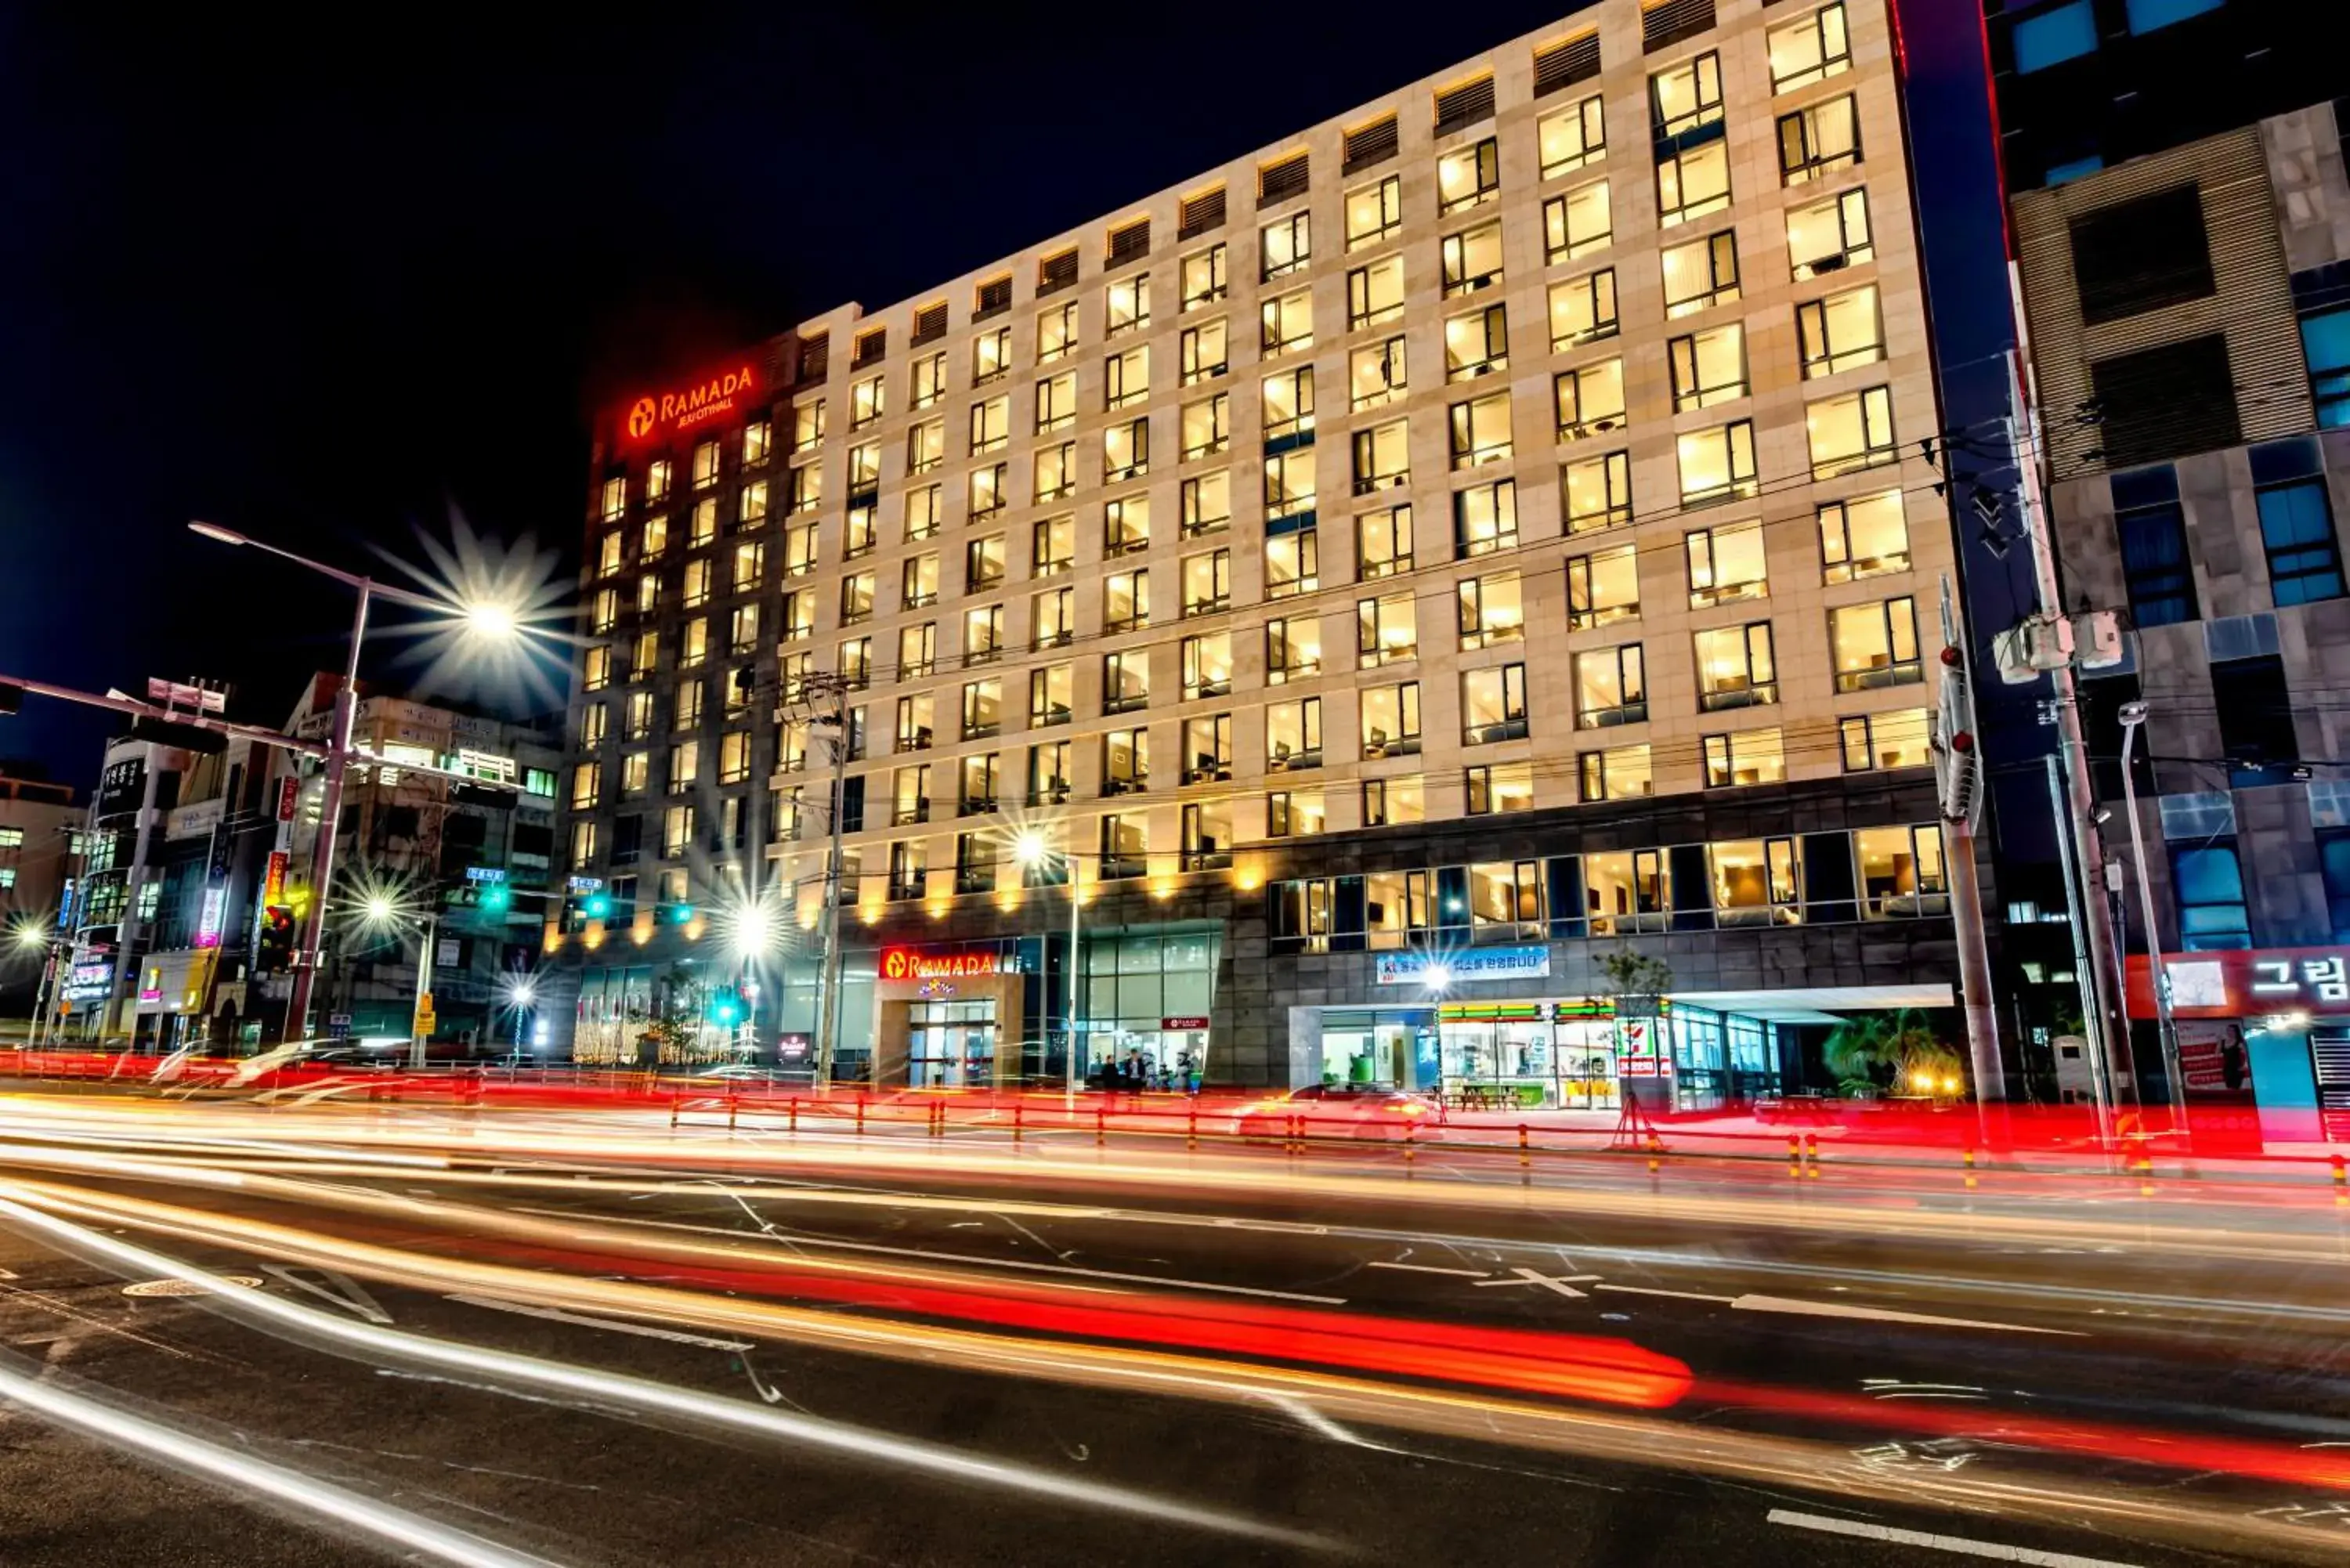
xmin=581 ymin=893 xmax=612 ymax=919
xmin=478 ymin=883 xmax=511 ymax=914
xmin=667 ymin=901 xmax=695 ymax=925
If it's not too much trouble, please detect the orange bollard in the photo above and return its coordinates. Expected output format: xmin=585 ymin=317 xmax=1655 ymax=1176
xmin=1014 ymin=1100 xmax=1024 ymax=1143
xmin=1788 ymin=1134 xmax=1802 ymax=1179
xmin=1187 ymin=1104 xmax=1197 ymax=1151
xmin=670 ymin=1094 xmax=681 ymax=1129
xmin=1096 ymin=1107 xmax=1106 ymax=1147
xmin=1804 ymin=1133 xmax=1820 ymax=1178
xmin=1963 ymin=1146 xmax=1978 ymax=1190
xmin=789 ymin=1098 xmax=799 ymax=1134
xmin=728 ymin=1091 xmax=739 ymax=1132
xmin=855 ymin=1097 xmax=866 ymax=1137
xmin=1519 ymin=1123 xmax=1531 ymax=1170
xmin=2333 ymin=1153 xmax=2346 ymax=1206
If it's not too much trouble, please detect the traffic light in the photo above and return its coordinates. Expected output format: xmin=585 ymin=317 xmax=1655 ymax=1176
xmin=666 ymin=901 xmax=695 ymax=926
xmin=478 ymin=883 xmax=512 ymax=915
xmin=581 ymin=892 xmax=612 ymax=920
xmin=255 ymin=906 xmax=296 ymax=973
xmin=708 ymin=988 xmax=741 ymax=1028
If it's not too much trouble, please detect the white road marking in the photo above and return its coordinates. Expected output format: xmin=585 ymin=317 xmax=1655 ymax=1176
xmin=1366 ymin=1260 xmax=1488 ymax=1278
xmin=1472 ymin=1267 xmax=1601 ymax=1299
xmin=446 ymin=1293 xmax=755 ymax=1351
xmin=1732 ymin=1295 xmax=2084 ymax=1336
xmin=508 ymin=1204 xmax=1347 ymax=1305
xmin=1765 ymin=1508 xmax=2146 ymax=1567
xmin=260 ymin=1265 xmax=395 ymax=1324
xmin=1592 ymin=1284 xmax=2081 ymax=1335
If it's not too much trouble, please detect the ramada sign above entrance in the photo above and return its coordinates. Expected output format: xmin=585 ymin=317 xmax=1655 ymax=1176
xmin=621 ymin=361 xmax=763 ymax=446
xmin=880 ymin=947 xmax=1010 ymax=982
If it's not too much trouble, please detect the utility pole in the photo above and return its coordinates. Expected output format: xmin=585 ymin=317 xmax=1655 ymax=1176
xmin=2118 ymin=703 xmax=2188 ymax=1122
xmin=2003 ymin=346 xmax=2133 ymax=1106
xmin=1932 ymin=576 xmax=2003 ymax=1105
xmin=789 ymin=671 xmax=853 ymax=1090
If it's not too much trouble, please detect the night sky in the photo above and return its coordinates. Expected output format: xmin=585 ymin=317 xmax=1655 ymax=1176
xmin=0 ymin=3 xmax=2006 ymax=793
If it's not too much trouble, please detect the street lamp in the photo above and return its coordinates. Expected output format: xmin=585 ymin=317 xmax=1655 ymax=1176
xmin=2117 ymin=701 xmax=2189 ymax=1124
xmin=1013 ymin=828 xmax=1085 ymax=1099
xmin=186 ymin=520 xmax=520 ymax=1044
xmin=350 ymin=874 xmax=434 ymax=1068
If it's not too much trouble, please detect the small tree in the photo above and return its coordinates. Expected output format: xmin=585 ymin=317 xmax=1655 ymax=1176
xmin=1594 ymin=945 xmax=1673 ymax=1020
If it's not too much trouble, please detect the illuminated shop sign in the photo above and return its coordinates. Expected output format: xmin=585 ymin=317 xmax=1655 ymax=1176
xmin=1374 ymin=945 xmax=1550 ymax=985
xmin=879 ymin=947 xmax=1008 ymax=981
xmin=622 ymin=362 xmax=763 ymax=445
xmin=61 ymin=962 xmax=113 ymax=1003
xmin=2127 ymin=948 xmax=2350 ymax=1017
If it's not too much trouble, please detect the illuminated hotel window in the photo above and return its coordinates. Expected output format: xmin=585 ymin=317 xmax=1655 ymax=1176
xmin=1180 ymin=319 xmax=1228 ymax=385
xmin=1033 ymin=442 xmax=1077 ymax=503
xmin=1448 ymin=391 xmax=1513 ymax=469
xmin=1465 ymin=762 xmax=1533 ymax=815
xmin=969 ymin=395 xmax=1010 ymax=454
xmin=1542 ymin=184 xmax=1610 ymax=263
xmin=1568 ymin=543 xmax=1640 ymax=630
xmin=905 ymin=483 xmax=942 ymax=540
xmin=1841 ymin=709 xmax=1932 ymax=771
xmin=1819 ymin=491 xmax=1909 ymax=583
xmin=1457 ymin=571 xmax=1523 ymax=650
xmin=909 ymin=350 xmax=945 ymax=410
xmin=1437 ymin=137 xmax=1500 ymax=214
xmin=1183 ymin=393 xmax=1231 ymax=461
xmin=1663 ymin=230 xmax=1740 ymax=317
xmin=1036 ymin=370 xmax=1078 ymax=433
xmin=1104 ymin=417 xmax=1149 ymax=482
xmin=1703 ymin=728 xmax=1787 ymax=789
xmin=1105 ymin=493 xmax=1150 ymax=555
xmin=974 ymin=325 xmax=1012 ymax=382
xmin=1578 ymin=742 xmax=1651 ymax=802
xmin=1677 ymin=420 xmax=1758 ymax=504
xmin=1455 ymin=479 xmax=1517 ymax=556
xmin=1183 ymin=631 xmax=1232 ymax=697
xmin=1262 ymin=211 xmax=1311 ymax=282
xmin=646 ymin=457 xmax=673 ymax=500
xmin=1182 ymin=471 xmax=1231 ymax=536
xmin=1181 ymin=244 xmax=1227 ymax=310
xmin=1357 ymin=591 xmax=1416 ymax=666
xmin=1797 ymin=284 xmax=1885 ymax=379
xmin=600 ymin=475 xmax=626 ymax=522
xmin=851 ymin=373 xmax=884 ymax=428
xmin=1349 ymin=255 xmax=1406 ymax=328
xmin=792 ymin=399 xmax=825 ymax=453
xmin=1806 ymin=386 xmax=1896 ymax=478
xmin=1261 ymin=289 xmax=1313 ymax=358
xmin=1350 ymin=334 xmax=1408 ymax=410
xmin=742 ymin=417 xmax=771 ymax=467
xmin=1538 ymin=92 xmax=1606 ymax=178
xmin=692 ymin=439 xmax=721 ymax=489
xmin=1686 ymin=519 xmax=1767 ymax=608
xmin=907 ymin=418 xmax=945 ymax=475
xmin=1443 ymin=219 xmax=1504 ymax=296
xmin=1105 ymin=273 xmax=1150 ymax=338
xmin=1347 ymin=175 xmax=1402 ymax=251
xmin=1106 ymin=345 xmax=1149 ymax=410
xmin=1361 ymin=776 xmax=1424 ymax=827
xmin=1658 ymin=141 xmax=1730 ymax=228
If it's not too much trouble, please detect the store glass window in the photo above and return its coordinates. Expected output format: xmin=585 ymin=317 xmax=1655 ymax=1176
xmin=2172 ymin=844 xmax=2252 ymax=949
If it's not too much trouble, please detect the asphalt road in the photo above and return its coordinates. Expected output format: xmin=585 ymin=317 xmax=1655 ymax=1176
xmin=5 ymin=1091 xmax=2349 ymax=1566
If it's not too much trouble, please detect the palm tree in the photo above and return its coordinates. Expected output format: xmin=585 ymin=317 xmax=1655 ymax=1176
xmin=1822 ymin=1009 xmax=1961 ymax=1097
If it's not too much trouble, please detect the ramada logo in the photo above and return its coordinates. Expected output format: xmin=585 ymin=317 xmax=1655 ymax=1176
xmin=624 ymin=363 xmax=759 ymax=443
xmin=880 ymin=947 xmax=1000 ymax=981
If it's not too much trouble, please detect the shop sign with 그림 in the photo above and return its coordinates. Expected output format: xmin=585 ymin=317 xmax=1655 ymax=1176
xmin=2126 ymin=948 xmax=2350 ymax=1017
xmin=1374 ymin=945 xmax=1550 ymax=985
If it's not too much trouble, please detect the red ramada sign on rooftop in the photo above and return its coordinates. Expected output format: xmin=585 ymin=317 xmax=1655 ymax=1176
xmin=622 ymin=362 xmax=761 ymax=444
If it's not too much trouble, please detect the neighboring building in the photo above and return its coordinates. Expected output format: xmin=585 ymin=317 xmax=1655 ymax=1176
xmin=282 ymin=677 xmax=564 ymax=1049
xmin=556 ymin=0 xmax=1973 ymax=1097
xmin=0 ymin=772 xmax=81 ymax=1017
xmin=47 ymin=680 xmax=562 ymax=1052
xmin=1990 ymin=0 xmax=2350 ymax=1132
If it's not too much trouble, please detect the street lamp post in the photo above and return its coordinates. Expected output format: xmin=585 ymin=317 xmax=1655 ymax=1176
xmin=1014 ymin=829 xmax=1084 ymax=1099
xmin=186 ymin=521 xmax=518 ymax=1042
xmin=2118 ymin=702 xmax=2188 ymax=1124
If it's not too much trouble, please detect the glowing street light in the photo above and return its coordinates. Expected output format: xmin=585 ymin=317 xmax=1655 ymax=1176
xmin=1012 ymin=827 xmax=1086 ymax=1099
xmin=187 ymin=519 xmax=529 ymax=1043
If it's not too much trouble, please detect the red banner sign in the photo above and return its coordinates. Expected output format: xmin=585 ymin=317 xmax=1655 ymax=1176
xmin=262 ymin=851 xmax=288 ymax=908
xmin=880 ymin=947 xmax=1001 ymax=982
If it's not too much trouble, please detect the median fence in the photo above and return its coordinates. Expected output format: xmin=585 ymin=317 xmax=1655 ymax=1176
xmin=5 ymin=1047 xmax=2345 ymax=1200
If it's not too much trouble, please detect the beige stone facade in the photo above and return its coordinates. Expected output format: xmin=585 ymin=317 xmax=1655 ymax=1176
xmin=730 ymin=0 xmax=1948 ymax=920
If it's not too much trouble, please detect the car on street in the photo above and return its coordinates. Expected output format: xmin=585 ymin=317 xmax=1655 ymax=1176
xmin=1231 ymin=1083 xmax=1447 ymax=1140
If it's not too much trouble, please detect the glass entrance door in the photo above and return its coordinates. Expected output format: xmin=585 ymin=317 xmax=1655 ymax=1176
xmin=908 ymin=999 xmax=997 ymax=1087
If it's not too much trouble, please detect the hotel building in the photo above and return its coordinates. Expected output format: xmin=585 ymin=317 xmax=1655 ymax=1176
xmin=558 ymin=0 xmax=1972 ymax=1100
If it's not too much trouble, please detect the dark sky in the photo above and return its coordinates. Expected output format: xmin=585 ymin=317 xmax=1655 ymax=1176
xmin=0 ymin=3 xmax=2005 ymax=792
